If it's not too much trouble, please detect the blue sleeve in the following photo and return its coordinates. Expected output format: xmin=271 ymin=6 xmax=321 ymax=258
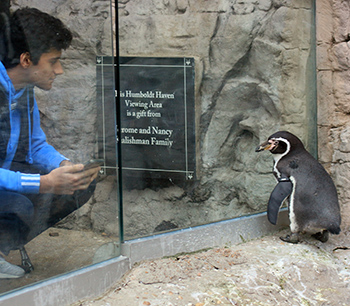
xmin=0 ymin=168 xmax=40 ymax=194
xmin=0 ymin=96 xmax=68 ymax=194
xmin=30 ymin=99 xmax=68 ymax=172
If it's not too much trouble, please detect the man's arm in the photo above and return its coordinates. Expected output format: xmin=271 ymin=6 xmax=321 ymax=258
xmin=0 ymin=167 xmax=40 ymax=193
xmin=28 ymin=97 xmax=100 ymax=194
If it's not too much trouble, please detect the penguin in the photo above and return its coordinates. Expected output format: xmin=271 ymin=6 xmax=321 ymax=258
xmin=255 ymin=131 xmax=341 ymax=243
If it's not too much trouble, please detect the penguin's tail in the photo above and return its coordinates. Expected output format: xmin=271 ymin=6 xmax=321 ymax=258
xmin=328 ymin=224 xmax=341 ymax=235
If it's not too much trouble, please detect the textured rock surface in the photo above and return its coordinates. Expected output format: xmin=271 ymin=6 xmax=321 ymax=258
xmin=316 ymin=0 xmax=350 ymax=227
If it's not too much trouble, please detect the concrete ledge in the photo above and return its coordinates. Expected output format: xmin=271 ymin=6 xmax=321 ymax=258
xmin=0 ymin=211 xmax=289 ymax=306
xmin=0 ymin=256 xmax=130 ymax=306
xmin=122 ymin=210 xmax=289 ymax=266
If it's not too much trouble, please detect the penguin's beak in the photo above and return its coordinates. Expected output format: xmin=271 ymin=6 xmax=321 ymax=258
xmin=255 ymin=140 xmax=272 ymax=152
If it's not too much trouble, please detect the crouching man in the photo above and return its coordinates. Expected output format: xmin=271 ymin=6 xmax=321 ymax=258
xmin=0 ymin=7 xmax=99 ymax=278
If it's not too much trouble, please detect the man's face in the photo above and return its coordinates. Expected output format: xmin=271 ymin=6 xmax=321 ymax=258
xmin=28 ymin=49 xmax=64 ymax=90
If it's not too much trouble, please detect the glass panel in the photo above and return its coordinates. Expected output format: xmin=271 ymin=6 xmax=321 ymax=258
xmin=117 ymin=1 xmax=317 ymax=240
xmin=0 ymin=0 xmax=120 ymax=295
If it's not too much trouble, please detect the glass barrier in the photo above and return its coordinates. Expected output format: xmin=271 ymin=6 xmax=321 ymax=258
xmin=0 ymin=0 xmax=317 ymax=299
xmin=116 ymin=1 xmax=317 ymax=240
xmin=0 ymin=0 xmax=120 ymax=295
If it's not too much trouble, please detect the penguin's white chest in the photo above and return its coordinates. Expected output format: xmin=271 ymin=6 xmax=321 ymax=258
xmin=273 ymin=155 xmax=298 ymax=232
xmin=273 ymin=154 xmax=284 ymax=178
xmin=288 ymin=176 xmax=298 ymax=232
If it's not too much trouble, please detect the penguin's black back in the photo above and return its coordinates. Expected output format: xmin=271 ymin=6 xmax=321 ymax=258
xmin=272 ymin=132 xmax=341 ymax=234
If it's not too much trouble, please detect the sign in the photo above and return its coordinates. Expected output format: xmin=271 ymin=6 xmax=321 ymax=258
xmin=96 ymin=56 xmax=195 ymax=180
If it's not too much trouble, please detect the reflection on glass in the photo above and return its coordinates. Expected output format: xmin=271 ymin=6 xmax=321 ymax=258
xmin=0 ymin=1 xmax=119 ymax=295
xmin=118 ymin=1 xmax=317 ymax=240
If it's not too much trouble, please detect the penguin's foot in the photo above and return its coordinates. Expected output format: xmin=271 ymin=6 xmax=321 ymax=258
xmin=280 ymin=233 xmax=300 ymax=244
xmin=312 ymin=230 xmax=329 ymax=243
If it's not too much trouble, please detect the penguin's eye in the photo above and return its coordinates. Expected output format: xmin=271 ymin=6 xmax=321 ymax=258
xmin=269 ymin=139 xmax=279 ymax=146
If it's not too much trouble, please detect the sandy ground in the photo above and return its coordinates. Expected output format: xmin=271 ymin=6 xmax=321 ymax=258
xmin=0 ymin=228 xmax=117 ymax=295
xmin=73 ymin=228 xmax=350 ymax=306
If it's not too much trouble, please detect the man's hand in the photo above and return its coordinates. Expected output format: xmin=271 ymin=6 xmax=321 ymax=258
xmin=59 ymin=160 xmax=74 ymax=167
xmin=39 ymin=163 xmax=100 ymax=194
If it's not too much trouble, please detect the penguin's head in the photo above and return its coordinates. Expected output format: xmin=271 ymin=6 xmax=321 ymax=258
xmin=255 ymin=131 xmax=305 ymax=154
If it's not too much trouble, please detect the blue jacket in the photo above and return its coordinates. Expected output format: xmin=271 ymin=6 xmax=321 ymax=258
xmin=0 ymin=62 xmax=67 ymax=193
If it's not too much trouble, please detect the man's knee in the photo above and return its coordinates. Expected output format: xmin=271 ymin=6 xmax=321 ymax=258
xmin=0 ymin=191 xmax=34 ymax=221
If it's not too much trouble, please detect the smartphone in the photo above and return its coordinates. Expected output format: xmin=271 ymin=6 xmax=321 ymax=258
xmin=83 ymin=159 xmax=104 ymax=170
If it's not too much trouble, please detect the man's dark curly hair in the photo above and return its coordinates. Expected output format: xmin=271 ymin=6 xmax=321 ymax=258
xmin=2 ymin=7 xmax=72 ymax=68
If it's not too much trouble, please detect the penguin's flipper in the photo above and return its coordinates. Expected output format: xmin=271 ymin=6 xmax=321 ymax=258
xmin=267 ymin=177 xmax=293 ymax=225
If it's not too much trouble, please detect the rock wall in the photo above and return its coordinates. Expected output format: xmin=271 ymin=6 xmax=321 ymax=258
xmin=117 ymin=0 xmax=316 ymax=239
xmin=10 ymin=0 xmax=334 ymax=239
xmin=316 ymin=0 xmax=350 ymax=226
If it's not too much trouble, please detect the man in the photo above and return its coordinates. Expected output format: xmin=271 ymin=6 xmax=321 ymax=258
xmin=0 ymin=7 xmax=100 ymax=278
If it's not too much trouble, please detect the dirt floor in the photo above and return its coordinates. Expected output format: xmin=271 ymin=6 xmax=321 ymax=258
xmin=73 ymin=228 xmax=350 ymax=306
xmin=0 ymin=228 xmax=118 ymax=295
